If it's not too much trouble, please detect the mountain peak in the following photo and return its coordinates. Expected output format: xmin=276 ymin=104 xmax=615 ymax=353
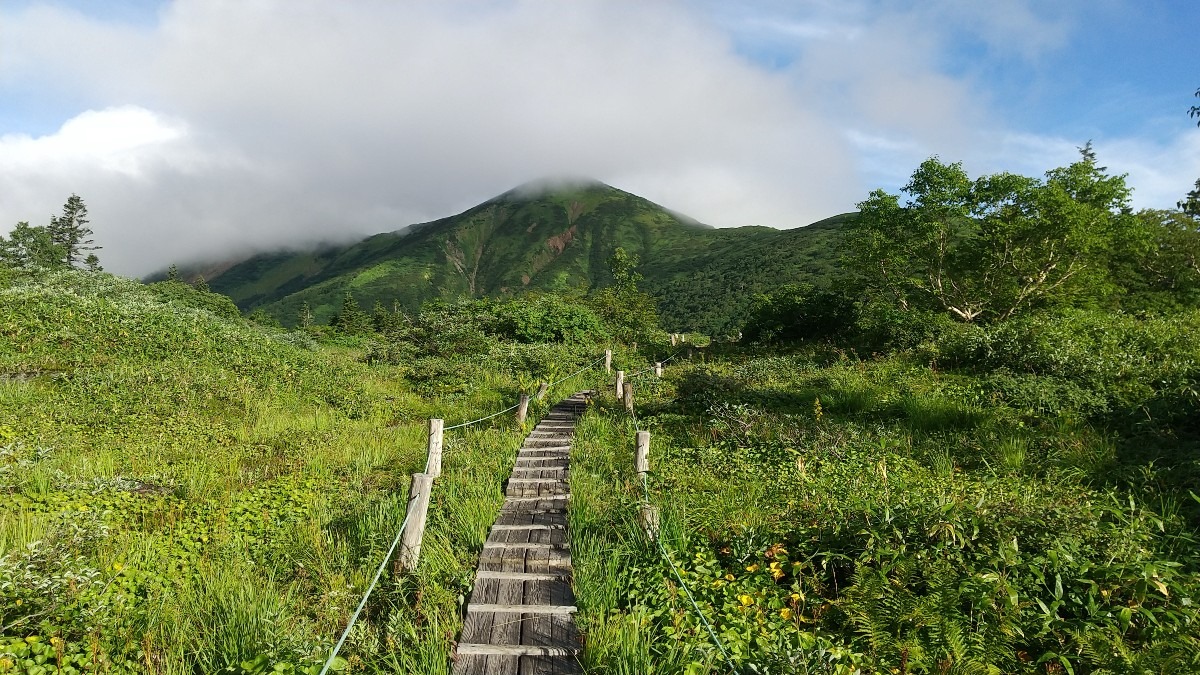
xmin=496 ymin=176 xmax=614 ymax=202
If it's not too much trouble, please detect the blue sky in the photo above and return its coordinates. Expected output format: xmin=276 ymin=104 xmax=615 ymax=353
xmin=1 ymin=0 xmax=1197 ymax=275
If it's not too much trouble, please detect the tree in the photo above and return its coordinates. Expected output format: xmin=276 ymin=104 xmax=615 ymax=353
xmin=847 ymin=150 xmax=1132 ymax=322
xmin=588 ymin=247 xmax=660 ymax=344
xmin=332 ymin=292 xmax=372 ymax=335
xmin=48 ymin=194 xmax=98 ymax=267
xmin=0 ymin=222 xmax=66 ymax=271
xmin=298 ymin=302 xmax=315 ymax=330
xmin=166 ymin=264 xmax=180 ymax=281
xmin=1181 ymin=88 xmax=1200 ymax=216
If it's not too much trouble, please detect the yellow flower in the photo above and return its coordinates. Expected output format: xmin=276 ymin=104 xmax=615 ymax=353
xmin=779 ymin=607 xmax=793 ymax=620
xmin=738 ymin=594 xmax=754 ymax=607
xmin=724 ymin=574 xmax=735 ymax=581
xmin=790 ymin=592 xmax=803 ymax=603
xmin=769 ymin=562 xmax=785 ymax=580
xmin=745 ymin=564 xmax=760 ymax=572
xmin=112 ymin=562 xmax=124 ymax=572
xmin=711 ymin=580 xmax=725 ymax=588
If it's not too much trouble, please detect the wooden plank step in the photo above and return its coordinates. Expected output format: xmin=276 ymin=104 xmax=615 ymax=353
xmin=457 ymin=644 xmax=580 ymax=657
xmin=483 ymin=542 xmax=569 ymax=550
xmin=491 ymin=524 xmax=566 ymax=531
xmin=467 ymin=604 xmax=577 ymax=614
xmin=476 ymin=571 xmax=570 ymax=581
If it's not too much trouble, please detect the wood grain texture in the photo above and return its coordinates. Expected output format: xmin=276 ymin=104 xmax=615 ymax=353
xmin=452 ymin=392 xmax=589 ymax=675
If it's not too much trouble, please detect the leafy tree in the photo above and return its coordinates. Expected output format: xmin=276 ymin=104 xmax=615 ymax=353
xmin=0 ymin=222 xmax=66 ymax=271
xmin=848 ymin=150 xmax=1133 ymax=322
xmin=741 ymin=284 xmax=856 ymax=343
xmin=1181 ymin=88 xmax=1200 ymax=216
xmin=588 ymin=247 xmax=660 ymax=345
xmin=48 ymin=194 xmax=98 ymax=267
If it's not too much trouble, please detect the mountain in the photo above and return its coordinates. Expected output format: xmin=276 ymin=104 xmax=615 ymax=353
xmin=203 ymin=180 xmax=852 ymax=334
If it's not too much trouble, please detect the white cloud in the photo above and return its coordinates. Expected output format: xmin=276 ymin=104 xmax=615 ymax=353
xmin=0 ymin=0 xmax=865 ymax=275
xmin=0 ymin=0 xmax=1194 ymax=277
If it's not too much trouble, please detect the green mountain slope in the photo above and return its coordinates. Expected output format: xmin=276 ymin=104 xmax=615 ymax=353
xmin=204 ymin=180 xmax=851 ymax=333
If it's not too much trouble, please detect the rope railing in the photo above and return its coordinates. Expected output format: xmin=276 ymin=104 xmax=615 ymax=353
xmin=624 ymin=365 xmax=737 ymax=673
xmin=318 ymin=350 xmax=607 ymax=671
xmin=624 ymin=349 xmax=685 ymax=379
xmin=317 ymin=494 xmax=419 ymax=675
xmin=444 ymin=353 xmax=606 ymax=430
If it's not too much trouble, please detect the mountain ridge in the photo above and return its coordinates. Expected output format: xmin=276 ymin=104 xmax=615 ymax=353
xmin=200 ymin=180 xmax=853 ymax=333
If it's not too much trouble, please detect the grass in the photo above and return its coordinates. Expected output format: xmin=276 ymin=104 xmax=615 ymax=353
xmin=570 ymin=347 xmax=1200 ymax=674
xmin=0 ymin=269 xmax=609 ymax=674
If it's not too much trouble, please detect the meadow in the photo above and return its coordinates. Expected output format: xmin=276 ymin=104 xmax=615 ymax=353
xmin=0 ymin=270 xmax=607 ymax=674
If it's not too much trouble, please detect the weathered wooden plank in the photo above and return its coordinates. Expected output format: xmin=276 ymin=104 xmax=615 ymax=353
xmin=453 ymin=394 xmax=588 ymax=675
xmin=457 ymin=645 xmax=580 ymax=657
xmin=476 ymin=571 xmax=569 ymax=582
xmin=468 ymin=604 xmax=577 ymax=614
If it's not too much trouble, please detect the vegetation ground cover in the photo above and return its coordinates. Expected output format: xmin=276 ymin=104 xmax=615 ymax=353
xmin=0 ymin=269 xmax=613 ymax=674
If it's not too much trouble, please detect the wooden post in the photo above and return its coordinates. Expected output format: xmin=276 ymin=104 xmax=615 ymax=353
xmin=636 ymin=431 xmax=650 ymax=474
xmin=623 ymin=381 xmax=634 ymax=415
xmin=635 ymin=431 xmax=658 ymax=539
xmin=670 ymin=334 xmax=677 ymax=346
xmin=631 ymin=342 xmax=637 ymax=352
xmin=640 ymin=502 xmax=660 ymax=540
xmin=399 ymin=472 xmax=434 ymax=572
xmin=516 ymin=394 xmax=530 ymax=425
xmin=425 ymin=418 xmax=444 ymax=478
xmin=535 ymin=381 xmax=549 ymax=400
xmin=604 ymin=349 xmax=612 ymax=373
xmin=615 ymin=370 xmax=624 ymax=399
xmin=654 ymin=362 xmax=662 ymax=378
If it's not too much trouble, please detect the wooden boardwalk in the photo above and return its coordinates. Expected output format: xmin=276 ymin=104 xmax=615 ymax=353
xmin=452 ymin=392 xmax=589 ymax=675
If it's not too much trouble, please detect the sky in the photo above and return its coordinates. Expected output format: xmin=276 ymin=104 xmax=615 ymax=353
xmin=0 ymin=0 xmax=1197 ymax=276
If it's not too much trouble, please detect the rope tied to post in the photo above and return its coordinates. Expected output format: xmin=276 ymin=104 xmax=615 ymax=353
xmin=627 ymin=396 xmax=736 ymax=672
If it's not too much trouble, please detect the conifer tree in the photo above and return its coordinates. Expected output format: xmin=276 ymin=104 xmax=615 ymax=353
xmin=335 ymin=292 xmax=372 ymax=335
xmin=167 ymin=264 xmax=180 ymax=281
xmin=48 ymin=194 xmax=98 ymax=267
xmin=298 ymin=302 xmax=314 ymax=330
xmin=193 ymin=275 xmax=210 ymax=292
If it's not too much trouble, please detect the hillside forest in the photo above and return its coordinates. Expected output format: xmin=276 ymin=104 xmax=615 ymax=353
xmin=1 ymin=141 xmax=1199 ymax=675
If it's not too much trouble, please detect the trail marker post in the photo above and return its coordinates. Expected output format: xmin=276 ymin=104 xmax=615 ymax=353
xmin=398 ymin=473 xmax=434 ymax=572
xmin=425 ymin=418 xmax=444 ymax=478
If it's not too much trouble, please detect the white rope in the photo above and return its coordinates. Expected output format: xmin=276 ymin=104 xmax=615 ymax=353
xmin=443 ymin=400 xmax=524 ymax=431
xmin=548 ymin=354 xmax=606 ymax=387
xmin=444 ymin=354 xmax=605 ymax=430
xmin=625 ymin=350 xmax=684 ymax=380
xmin=318 ymin=498 xmax=418 ymax=675
xmin=629 ymin=391 xmax=736 ymax=671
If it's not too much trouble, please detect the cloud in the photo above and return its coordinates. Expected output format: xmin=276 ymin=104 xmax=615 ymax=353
xmin=0 ymin=0 xmax=863 ymax=275
xmin=0 ymin=0 xmax=1194 ymax=277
